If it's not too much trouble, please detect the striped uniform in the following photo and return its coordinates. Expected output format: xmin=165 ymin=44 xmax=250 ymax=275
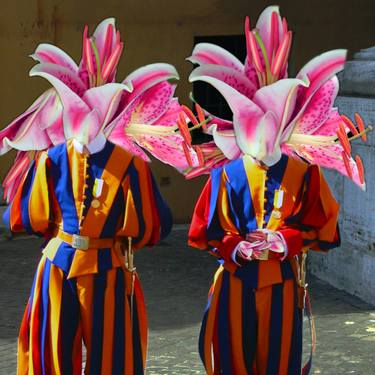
xmin=4 ymin=139 xmax=172 ymax=375
xmin=188 ymin=155 xmax=340 ymax=375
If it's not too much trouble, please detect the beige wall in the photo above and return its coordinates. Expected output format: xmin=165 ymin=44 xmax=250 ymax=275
xmin=1 ymin=0 xmax=375 ymax=221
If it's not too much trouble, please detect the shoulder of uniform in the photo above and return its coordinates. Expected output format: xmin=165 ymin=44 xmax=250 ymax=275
xmin=286 ymin=154 xmax=310 ymax=173
xmin=225 ymin=157 xmax=243 ymax=170
xmin=210 ymin=164 xmax=223 ymax=177
xmin=38 ymin=150 xmax=49 ymax=162
xmin=110 ymin=142 xmax=136 ymax=160
xmin=46 ymin=142 xmax=67 ymax=161
xmin=221 ymin=157 xmax=242 ymax=175
xmin=222 ymin=157 xmax=245 ymax=184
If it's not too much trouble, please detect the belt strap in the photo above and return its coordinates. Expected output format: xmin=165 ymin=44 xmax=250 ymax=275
xmin=56 ymin=229 xmax=114 ymax=250
xmin=298 ymin=250 xmax=316 ymax=375
xmin=302 ymin=290 xmax=315 ymax=375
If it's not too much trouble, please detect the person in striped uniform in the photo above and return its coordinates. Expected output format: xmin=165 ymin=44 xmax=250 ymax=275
xmin=184 ymin=5 xmax=370 ymax=374
xmin=0 ymin=17 xmax=194 ymax=375
xmin=188 ymin=154 xmax=340 ymax=374
xmin=4 ymin=132 xmax=172 ymax=374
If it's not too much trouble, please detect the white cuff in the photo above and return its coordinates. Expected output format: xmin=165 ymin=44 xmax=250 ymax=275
xmin=275 ymin=231 xmax=288 ymax=260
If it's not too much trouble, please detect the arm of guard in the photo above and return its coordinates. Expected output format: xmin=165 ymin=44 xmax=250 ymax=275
xmin=3 ymin=152 xmax=51 ymax=235
xmin=281 ymin=164 xmax=340 ymax=258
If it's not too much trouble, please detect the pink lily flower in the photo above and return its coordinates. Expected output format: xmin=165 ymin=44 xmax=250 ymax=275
xmin=187 ymin=6 xmax=290 ymax=93
xmin=186 ymin=6 xmax=369 ymax=189
xmin=1 ymin=18 xmax=191 ymax=201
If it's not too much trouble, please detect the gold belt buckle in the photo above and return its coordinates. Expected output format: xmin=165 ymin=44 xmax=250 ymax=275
xmin=72 ymin=234 xmax=89 ymax=250
xmin=257 ymin=249 xmax=269 ymax=260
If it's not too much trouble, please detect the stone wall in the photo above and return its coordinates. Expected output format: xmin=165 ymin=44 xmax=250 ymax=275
xmin=308 ymin=47 xmax=375 ymax=305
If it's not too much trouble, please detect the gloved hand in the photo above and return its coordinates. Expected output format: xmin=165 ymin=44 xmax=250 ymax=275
xmin=234 ymin=229 xmax=287 ymax=263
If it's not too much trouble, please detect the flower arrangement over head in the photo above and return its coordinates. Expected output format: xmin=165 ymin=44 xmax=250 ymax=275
xmin=0 ymin=18 xmax=195 ymax=202
xmin=179 ymin=6 xmax=372 ymax=189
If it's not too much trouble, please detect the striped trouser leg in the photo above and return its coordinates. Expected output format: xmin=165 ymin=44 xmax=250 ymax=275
xmin=17 ymin=256 xmax=82 ymax=375
xmin=198 ymin=269 xmax=302 ymax=375
xmin=255 ymin=279 xmax=302 ymax=375
xmin=78 ymin=267 xmax=148 ymax=375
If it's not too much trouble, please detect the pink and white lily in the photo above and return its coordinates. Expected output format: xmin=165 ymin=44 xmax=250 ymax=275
xmin=186 ymin=6 xmax=369 ymax=189
xmin=187 ymin=6 xmax=291 ymax=93
xmin=1 ymin=18 xmax=190 ymax=201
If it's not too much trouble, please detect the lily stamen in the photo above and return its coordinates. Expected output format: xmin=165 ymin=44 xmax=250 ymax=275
xmin=126 ymin=124 xmax=178 ymax=136
xmin=347 ymin=125 xmax=373 ymax=142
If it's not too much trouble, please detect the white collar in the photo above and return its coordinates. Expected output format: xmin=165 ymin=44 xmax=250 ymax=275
xmin=72 ymin=132 xmax=107 ymax=155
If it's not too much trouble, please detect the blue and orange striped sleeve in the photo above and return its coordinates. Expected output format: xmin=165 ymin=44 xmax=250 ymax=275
xmin=117 ymin=156 xmax=172 ymax=250
xmin=282 ymin=164 xmax=340 ymax=255
xmin=3 ymin=152 xmax=51 ymax=235
xmin=188 ymin=169 xmax=242 ymax=263
xmin=188 ymin=177 xmax=212 ymax=250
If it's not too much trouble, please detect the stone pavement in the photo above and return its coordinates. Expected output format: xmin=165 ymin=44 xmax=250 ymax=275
xmin=0 ymin=228 xmax=374 ymax=374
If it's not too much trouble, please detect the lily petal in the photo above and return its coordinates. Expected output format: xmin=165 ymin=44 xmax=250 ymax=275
xmin=2 ymin=115 xmax=51 ymax=152
xmin=30 ymin=63 xmax=87 ymax=96
xmin=211 ymin=126 xmax=242 ymax=159
xmin=30 ymin=64 xmax=93 ymax=139
xmin=123 ymin=63 xmax=179 ymax=103
xmin=189 ymin=72 xmax=266 ymax=157
xmin=247 ymin=111 xmax=279 ymax=161
xmin=185 ymin=143 xmax=228 ymax=179
xmin=2 ymin=151 xmax=32 ymax=202
xmin=283 ymin=52 xmax=345 ymax=142
xmin=0 ymin=91 xmax=51 ymax=154
xmin=45 ymin=117 xmax=64 ymax=145
xmin=107 ymin=125 xmax=150 ymax=160
xmin=187 ymin=43 xmax=244 ymax=72
xmin=255 ymin=6 xmax=283 ymax=58
xmin=189 ymin=71 xmax=263 ymax=117
xmin=83 ymin=82 xmax=132 ymax=127
xmin=293 ymin=144 xmax=363 ymax=188
xmin=201 ymin=109 xmax=234 ymax=131
xmin=106 ymin=64 xmax=178 ymax=134
xmin=0 ymin=90 xmax=59 ymax=153
xmin=70 ymin=109 xmax=101 ymax=144
xmin=31 ymin=43 xmax=79 ymax=73
xmin=253 ymin=78 xmax=307 ymax=129
xmin=37 ymin=91 xmax=64 ymax=145
xmin=101 ymin=42 xmax=123 ymax=82
xmin=244 ymin=57 xmax=261 ymax=88
xmin=93 ymin=18 xmax=117 ymax=63
xmin=312 ymin=108 xmax=344 ymax=136
xmin=295 ymin=76 xmax=339 ymax=134
xmin=155 ymin=98 xmax=182 ymax=126
xmin=190 ymin=64 xmax=257 ymax=99
xmin=297 ymin=49 xmax=346 ymax=102
xmin=128 ymin=82 xmax=176 ymax=125
xmin=135 ymin=134 xmax=197 ymax=169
